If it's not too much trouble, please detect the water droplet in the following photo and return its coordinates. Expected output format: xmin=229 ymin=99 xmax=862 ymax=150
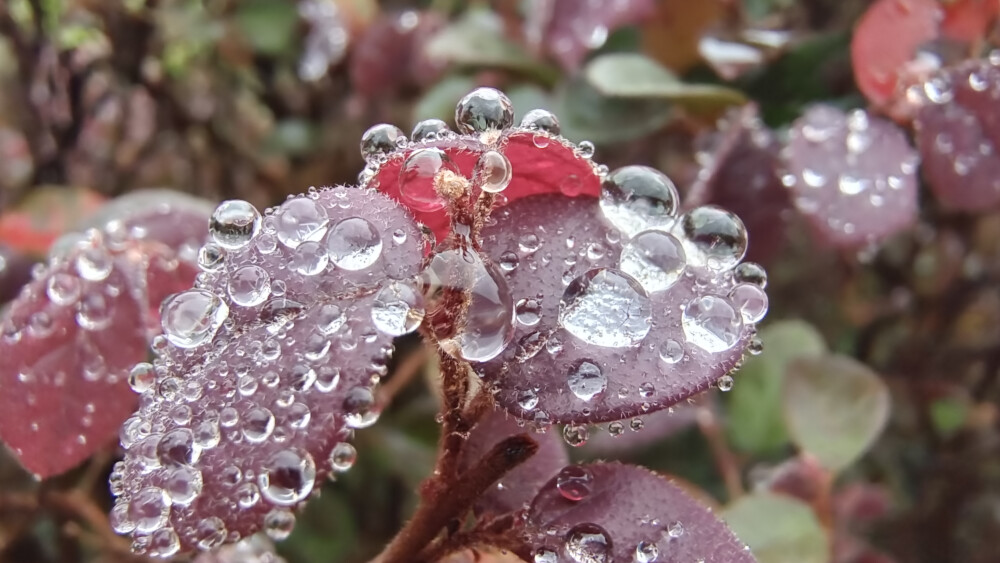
xmin=728 ymin=283 xmax=769 ymax=323
xmin=197 ymin=243 xmax=226 ymax=271
xmin=556 ymin=465 xmax=593 ymax=501
xmin=163 ymin=466 xmax=202 ymax=505
xmin=371 ymin=281 xmax=425 ymax=336
xmin=534 ymin=549 xmax=559 ymax=563
xmin=563 ymin=423 xmax=589 ymax=447
xmin=521 ymin=108 xmax=561 ymax=135
xmin=516 ymin=298 xmax=542 ymax=326
xmin=242 ymin=407 xmax=275 ymax=443
xmin=194 ymin=517 xmax=227 ymax=550
xmin=399 ymin=148 xmax=460 ymax=212
xmin=630 ymin=417 xmax=644 ymax=431
xmin=517 ymin=388 xmax=539 ymax=410
xmin=360 ymin=123 xmax=404 ymax=162
xmin=618 ymin=230 xmax=686 ymax=293
xmin=259 ymin=449 xmax=316 ymax=506
xmin=75 ymin=244 xmax=114 ymax=281
xmin=228 ymin=265 xmax=271 ymax=307
xmin=129 ymin=487 xmax=171 ymax=533
xmin=193 ymin=418 xmax=220 ymax=449
xmin=476 ymin=150 xmax=513 ymax=193
xmin=421 ymin=238 xmax=515 ymax=362
xmin=343 ymin=386 xmax=379 ymax=428
xmin=567 ymin=360 xmax=607 ymax=401
xmin=564 ymin=523 xmax=612 ymax=563
xmin=675 ymin=206 xmax=747 ymax=271
xmin=559 ymin=268 xmax=651 ymax=348
xmin=237 ymin=482 xmax=260 ymax=508
xmin=838 ymin=174 xmax=868 ymax=195
xmin=577 ymin=141 xmax=595 ymax=159
xmin=47 ymin=272 xmax=80 ymax=305
xmin=129 ymin=362 xmax=156 ymax=393
xmin=291 ymin=241 xmax=330 ymax=276
xmin=264 ymin=508 xmax=296 ymax=540
xmin=317 ymin=303 xmax=347 ymax=335
xmin=717 ymin=375 xmax=734 ymax=391
xmin=658 ymin=339 xmax=684 ymax=364
xmin=734 ymin=262 xmax=767 ymax=288
xmin=636 ymin=540 xmax=659 ymax=562
xmin=682 ymin=295 xmax=742 ymax=353
xmin=160 ymin=289 xmax=229 ymax=348
xmin=148 ymin=527 xmax=180 ymax=557
xmin=156 ymin=428 xmax=196 ymax=466
xmin=600 ymin=166 xmax=679 ymax=238
xmin=519 ymin=233 xmax=541 ymax=254
xmin=329 ymin=442 xmax=357 ymax=472
xmin=667 ymin=521 xmax=685 ymax=538
xmin=412 ymin=118 xmax=450 ymax=141
xmin=276 ymin=197 xmax=329 ymax=248
xmin=455 ymin=87 xmax=514 ymax=134
xmin=499 ymin=250 xmax=519 ymax=271
xmin=210 ymin=200 xmax=261 ymax=250
xmin=76 ymin=292 xmax=113 ymax=330
xmin=327 ymin=217 xmax=383 ymax=271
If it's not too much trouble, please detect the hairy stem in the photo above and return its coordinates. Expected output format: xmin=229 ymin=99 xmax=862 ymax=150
xmin=374 ymin=434 xmax=539 ymax=563
xmin=696 ymin=406 xmax=744 ymax=501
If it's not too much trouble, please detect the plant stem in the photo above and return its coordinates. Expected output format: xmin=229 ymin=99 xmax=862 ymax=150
xmin=696 ymin=406 xmax=744 ymax=501
xmin=373 ymin=434 xmax=539 ymax=563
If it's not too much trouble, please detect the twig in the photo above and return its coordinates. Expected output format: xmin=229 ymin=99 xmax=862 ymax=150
xmin=373 ymin=434 xmax=539 ymax=563
xmin=377 ymin=346 xmax=430 ymax=409
xmin=696 ymin=406 xmax=744 ymax=501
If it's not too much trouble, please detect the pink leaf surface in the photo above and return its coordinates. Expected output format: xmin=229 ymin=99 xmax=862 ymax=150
xmin=784 ymin=105 xmax=919 ymax=248
xmin=914 ymin=58 xmax=1000 ymax=211
xmin=476 ymin=193 xmax=764 ymax=424
xmin=524 ymin=462 xmax=756 ymax=563
xmin=348 ymin=11 xmax=446 ymax=97
xmin=111 ymin=187 xmax=426 ymax=556
xmin=458 ymin=409 xmax=568 ymax=516
xmin=0 ymin=234 xmax=197 ymax=477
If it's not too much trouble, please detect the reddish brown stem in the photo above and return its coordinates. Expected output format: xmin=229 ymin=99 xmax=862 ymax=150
xmin=374 ymin=434 xmax=539 ymax=563
xmin=696 ymin=406 xmax=745 ymax=501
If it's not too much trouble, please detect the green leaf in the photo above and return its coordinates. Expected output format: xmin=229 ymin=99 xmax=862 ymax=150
xmin=235 ymin=0 xmax=299 ymax=56
xmin=784 ymin=355 xmax=891 ymax=473
xmin=553 ymin=77 xmax=672 ymax=144
xmin=506 ymin=84 xmax=555 ymax=124
xmin=264 ymin=119 xmax=319 ymax=156
xmin=411 ymin=74 xmax=478 ymax=128
xmin=930 ymin=397 xmax=967 ymax=438
xmin=722 ymin=492 xmax=829 ymax=563
xmin=584 ymin=53 xmax=746 ymax=110
xmin=727 ymin=320 xmax=827 ymax=454
xmin=424 ymin=11 xmax=557 ymax=84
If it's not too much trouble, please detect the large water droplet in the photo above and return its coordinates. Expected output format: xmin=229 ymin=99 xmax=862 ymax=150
xmin=734 ymin=262 xmax=767 ymax=288
xmin=618 ymin=230 xmax=686 ymax=293
xmin=728 ymin=283 xmax=768 ymax=323
xmin=675 ymin=206 xmax=747 ymax=271
xmin=156 ymin=428 xmax=196 ymax=466
xmin=291 ymin=241 xmax=329 ymax=276
xmin=421 ymin=238 xmax=515 ymax=362
xmin=360 ymin=123 xmax=404 ymax=162
xmin=163 ymin=466 xmax=202 ymax=505
xmin=129 ymin=487 xmax=171 ymax=533
xmin=259 ymin=449 xmax=316 ymax=506
xmin=327 ymin=217 xmax=383 ymax=271
xmin=276 ymin=197 xmax=329 ymax=248
xmin=197 ymin=243 xmax=225 ymax=271
xmin=564 ymin=523 xmax=612 ymax=563
xmin=399 ymin=148 xmax=460 ymax=212
xmin=371 ymin=281 xmax=425 ymax=336
xmin=567 ymin=360 xmax=607 ymax=401
xmin=476 ymin=150 xmax=512 ymax=193
xmin=411 ymin=118 xmax=450 ymax=141
xmin=242 ymin=407 xmax=275 ymax=443
xmin=559 ymin=268 xmax=651 ymax=348
xmin=455 ymin=87 xmax=514 ymax=134
xmin=635 ymin=540 xmax=659 ymax=562
xmin=160 ymin=289 xmax=229 ymax=348
xmin=520 ymin=108 xmax=561 ymax=135
xmin=556 ymin=465 xmax=593 ymax=501
xmin=600 ymin=165 xmax=679 ymax=238
xmin=228 ymin=265 xmax=271 ymax=307
xmin=682 ymin=295 xmax=742 ymax=353
xmin=210 ymin=200 xmax=261 ymax=250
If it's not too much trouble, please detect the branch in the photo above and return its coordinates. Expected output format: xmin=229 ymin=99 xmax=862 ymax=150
xmin=696 ymin=406 xmax=744 ymax=501
xmin=373 ymin=434 xmax=539 ymax=563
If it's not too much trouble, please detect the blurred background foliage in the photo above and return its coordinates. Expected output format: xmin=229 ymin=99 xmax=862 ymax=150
xmin=0 ymin=1 xmax=999 ymax=562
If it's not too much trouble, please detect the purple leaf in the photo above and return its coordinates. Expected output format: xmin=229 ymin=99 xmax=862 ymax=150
xmin=524 ymin=462 xmax=756 ymax=563
xmin=349 ymin=11 xmax=446 ymax=97
xmin=524 ymin=0 xmax=656 ymax=72
xmin=784 ymin=105 xmax=920 ymax=248
xmin=691 ymin=104 xmax=790 ymax=265
xmin=579 ymin=402 xmax=698 ymax=457
xmin=458 ymin=409 xmax=568 ymax=516
xmin=476 ymin=193 xmax=765 ymax=425
xmin=0 ymin=233 xmax=198 ymax=478
xmin=110 ymin=186 xmax=427 ymax=556
xmin=914 ymin=58 xmax=1000 ymax=211
xmin=81 ymin=189 xmax=217 ymax=254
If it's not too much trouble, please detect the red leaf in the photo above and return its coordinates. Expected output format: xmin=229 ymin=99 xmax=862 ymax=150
xmin=941 ymin=0 xmax=1000 ymax=42
xmin=850 ymin=0 xmax=941 ymax=108
xmin=524 ymin=462 xmax=756 ymax=562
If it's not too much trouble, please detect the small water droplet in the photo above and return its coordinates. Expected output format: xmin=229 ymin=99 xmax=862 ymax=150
xmin=729 ymin=283 xmax=769 ymax=323
xmin=371 ymin=281 xmax=425 ymax=336
xmin=399 ymin=148 xmax=460 ymax=212
xmin=567 ymin=360 xmax=607 ymax=402
xmin=476 ymin=150 xmax=513 ymax=193
xmin=329 ymin=442 xmax=357 ymax=472
xmin=682 ymin=295 xmax=742 ymax=353
xmin=411 ymin=118 xmax=450 ymax=141
xmin=160 ymin=289 xmax=229 ymax=348
xmin=619 ymin=230 xmax=686 ymax=293
xmin=291 ymin=241 xmax=330 ymax=276
xmin=635 ymin=540 xmax=659 ymax=562
xmin=343 ymin=386 xmax=379 ymax=428
xmin=658 ymin=339 xmax=684 ymax=364
xmin=555 ymin=465 xmax=593 ymax=501
xmin=327 ymin=217 xmax=383 ymax=271
xmin=259 ymin=449 xmax=316 ymax=506
xmin=129 ymin=487 xmax=171 ymax=533
xmin=563 ymin=423 xmax=590 ymax=447
xmin=360 ymin=123 xmax=404 ymax=162
xmin=264 ymin=508 xmax=296 ymax=540
xmin=675 ymin=206 xmax=747 ymax=271
xmin=47 ymin=272 xmax=81 ymax=305
xmin=276 ymin=197 xmax=329 ymax=249
xmin=564 ymin=523 xmax=612 ymax=563
xmin=521 ymin=108 xmax=561 ymax=135
xmin=600 ymin=166 xmax=679 ymax=238
xmin=197 ymin=243 xmax=226 ymax=271
xmin=210 ymin=200 xmax=261 ymax=250
xmin=228 ymin=265 xmax=271 ymax=307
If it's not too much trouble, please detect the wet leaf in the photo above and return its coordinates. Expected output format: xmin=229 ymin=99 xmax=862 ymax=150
xmin=784 ymin=355 xmax=891 ymax=473
xmin=458 ymin=410 xmax=568 ymax=516
xmin=784 ymin=106 xmax=919 ymax=248
xmin=584 ymin=53 xmax=746 ymax=110
xmin=524 ymin=462 xmax=757 ymax=562
xmin=722 ymin=492 xmax=829 ymax=563
xmin=727 ymin=320 xmax=827 ymax=454
xmin=112 ymin=187 xmax=426 ymax=555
